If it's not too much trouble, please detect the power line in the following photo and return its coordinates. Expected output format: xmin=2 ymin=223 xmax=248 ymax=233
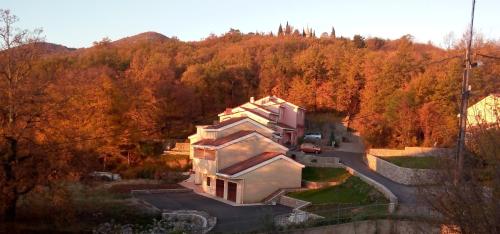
xmin=420 ymin=55 xmax=462 ymax=67
xmin=477 ymin=53 xmax=500 ymax=60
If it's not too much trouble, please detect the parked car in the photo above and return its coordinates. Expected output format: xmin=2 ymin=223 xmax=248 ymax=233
xmin=300 ymin=143 xmax=321 ymax=154
xmin=89 ymin=171 xmax=122 ymax=181
xmin=304 ymin=132 xmax=322 ymax=140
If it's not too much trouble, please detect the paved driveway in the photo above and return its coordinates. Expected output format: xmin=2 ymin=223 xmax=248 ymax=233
xmin=135 ymin=192 xmax=292 ymax=233
xmin=320 ymin=150 xmax=419 ymax=204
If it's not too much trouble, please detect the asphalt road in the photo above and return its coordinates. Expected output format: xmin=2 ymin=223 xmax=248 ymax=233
xmin=321 ymin=150 xmax=419 ymax=204
xmin=135 ymin=192 xmax=292 ymax=233
xmin=136 ymin=150 xmax=421 ymax=232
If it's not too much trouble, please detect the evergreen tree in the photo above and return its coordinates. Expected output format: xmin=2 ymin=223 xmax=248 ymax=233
xmin=278 ymin=24 xmax=283 ymax=36
xmin=285 ymin=21 xmax=292 ymax=35
xmin=331 ymin=27 xmax=336 ymax=38
xmin=302 ymin=28 xmax=306 ymax=37
xmin=353 ymin=34 xmax=366 ymax=48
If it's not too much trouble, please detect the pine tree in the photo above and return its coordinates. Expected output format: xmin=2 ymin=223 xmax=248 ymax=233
xmin=302 ymin=28 xmax=306 ymax=37
xmin=278 ymin=24 xmax=283 ymax=36
xmin=331 ymin=27 xmax=336 ymax=38
xmin=285 ymin=21 xmax=292 ymax=35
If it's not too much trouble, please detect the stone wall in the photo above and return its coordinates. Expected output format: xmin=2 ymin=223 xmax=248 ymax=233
xmin=369 ymin=147 xmax=453 ymax=157
xmin=365 ymin=154 xmax=440 ymax=185
xmin=162 ymin=210 xmax=217 ymax=234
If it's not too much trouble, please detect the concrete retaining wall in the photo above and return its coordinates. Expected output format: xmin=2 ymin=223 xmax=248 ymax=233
xmin=292 ymin=153 xmax=341 ymax=168
xmin=365 ymin=154 xmax=440 ymax=185
xmin=286 ymin=219 xmax=444 ymax=234
xmin=369 ymin=147 xmax=453 ymax=157
xmin=279 ymin=195 xmax=311 ymax=210
xmin=131 ymin=188 xmax=192 ymax=195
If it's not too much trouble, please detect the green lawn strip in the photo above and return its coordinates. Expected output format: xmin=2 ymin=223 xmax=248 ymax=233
xmin=302 ymin=167 xmax=350 ymax=182
xmin=288 ymin=176 xmax=389 ymax=220
xmin=381 ymin=156 xmax=441 ymax=169
xmin=288 ymin=176 xmax=388 ymax=205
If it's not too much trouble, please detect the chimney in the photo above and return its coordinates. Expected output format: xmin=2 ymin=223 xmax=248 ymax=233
xmin=250 ymin=96 xmax=255 ymax=103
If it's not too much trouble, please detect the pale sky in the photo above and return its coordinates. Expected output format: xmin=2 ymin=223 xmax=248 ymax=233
xmin=3 ymin=0 xmax=499 ymax=48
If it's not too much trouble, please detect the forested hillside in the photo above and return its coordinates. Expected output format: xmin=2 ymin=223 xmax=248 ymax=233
xmin=2 ymin=29 xmax=499 ymax=171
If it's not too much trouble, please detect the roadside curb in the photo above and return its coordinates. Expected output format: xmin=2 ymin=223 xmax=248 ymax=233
xmin=134 ymin=198 xmax=161 ymax=213
xmin=339 ymin=163 xmax=398 ymax=213
xmin=130 ymin=188 xmax=192 ymax=195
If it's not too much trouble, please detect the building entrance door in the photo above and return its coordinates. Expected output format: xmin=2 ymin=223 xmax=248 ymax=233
xmin=216 ymin=179 xmax=224 ymax=198
xmin=227 ymin=182 xmax=237 ymax=202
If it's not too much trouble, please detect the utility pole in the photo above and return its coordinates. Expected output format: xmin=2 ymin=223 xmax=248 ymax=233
xmin=455 ymin=0 xmax=476 ymax=184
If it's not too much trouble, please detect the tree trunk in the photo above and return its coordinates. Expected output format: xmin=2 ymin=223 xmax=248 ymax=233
xmin=1 ymin=137 xmax=19 ymax=221
xmin=1 ymin=196 xmax=18 ymax=222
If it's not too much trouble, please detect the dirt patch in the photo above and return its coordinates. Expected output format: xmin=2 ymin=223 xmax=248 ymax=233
xmin=109 ymin=183 xmax=183 ymax=194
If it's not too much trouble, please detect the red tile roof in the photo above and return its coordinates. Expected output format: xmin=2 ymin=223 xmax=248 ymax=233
xmin=218 ymin=152 xmax=284 ymax=175
xmin=204 ymin=117 xmax=247 ymax=130
xmin=192 ymin=130 xmax=256 ymax=147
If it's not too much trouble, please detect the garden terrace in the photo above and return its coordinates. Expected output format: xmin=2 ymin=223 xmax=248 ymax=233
xmin=380 ymin=156 xmax=441 ymax=169
xmin=288 ymin=177 xmax=388 ymax=205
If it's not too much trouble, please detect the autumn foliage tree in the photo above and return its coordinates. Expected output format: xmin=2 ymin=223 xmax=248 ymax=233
xmin=0 ymin=10 xmax=104 ymax=221
xmin=1 ymin=11 xmax=499 ymax=222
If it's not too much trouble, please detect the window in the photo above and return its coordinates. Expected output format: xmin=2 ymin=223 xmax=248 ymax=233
xmin=206 ymin=177 xmax=211 ymax=186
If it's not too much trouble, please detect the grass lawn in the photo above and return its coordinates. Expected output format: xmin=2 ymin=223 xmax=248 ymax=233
xmin=288 ymin=176 xmax=387 ymax=205
xmin=302 ymin=167 xmax=350 ymax=182
xmin=288 ymin=176 xmax=389 ymax=220
xmin=381 ymin=156 xmax=441 ymax=169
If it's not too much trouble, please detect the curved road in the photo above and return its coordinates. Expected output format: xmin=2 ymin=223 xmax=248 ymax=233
xmin=322 ymin=150 xmax=419 ymax=204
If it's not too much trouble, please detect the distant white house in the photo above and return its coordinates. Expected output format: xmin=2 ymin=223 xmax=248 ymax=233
xmin=467 ymin=94 xmax=499 ymax=128
xmin=218 ymin=96 xmax=306 ymax=146
xmin=186 ymin=96 xmax=305 ymax=204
